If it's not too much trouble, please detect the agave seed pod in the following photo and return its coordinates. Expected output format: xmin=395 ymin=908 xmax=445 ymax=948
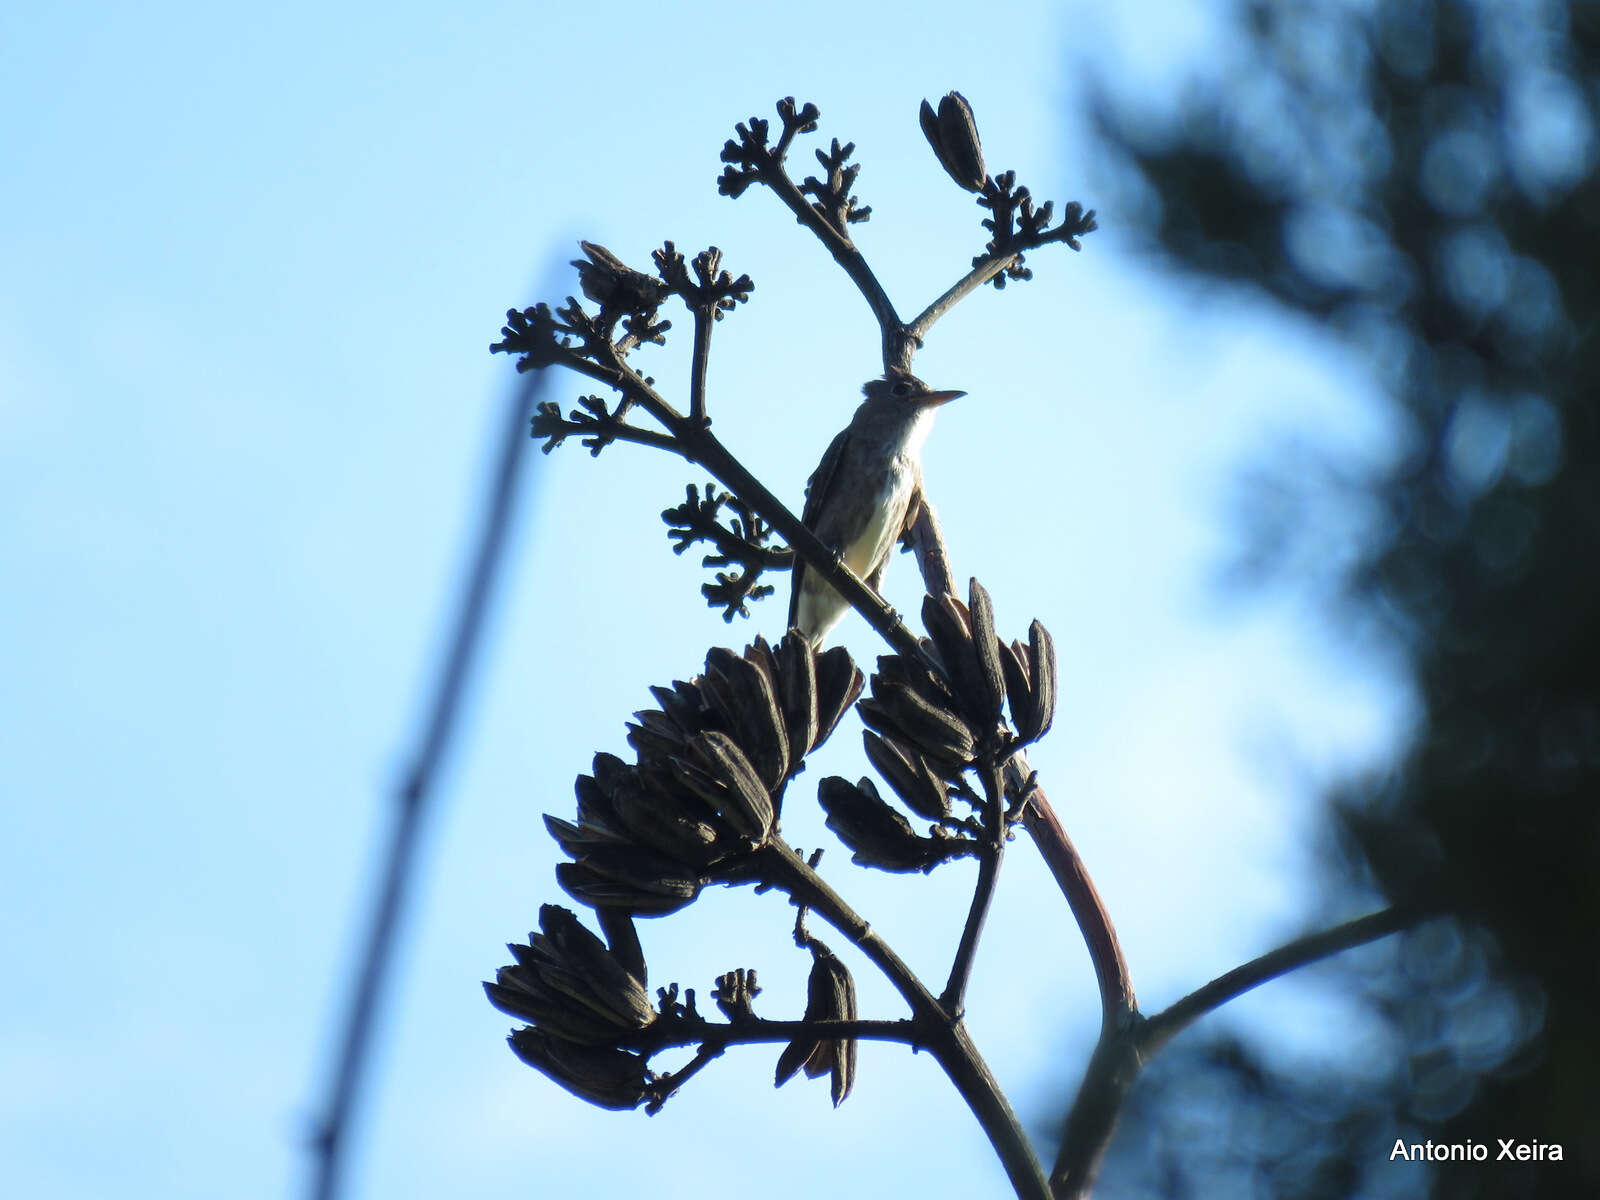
xmin=918 ymin=92 xmax=988 ymax=193
xmin=922 ymin=591 xmax=1004 ymax=730
xmin=774 ymin=940 xmax=858 ymax=1106
xmin=687 ymin=730 xmax=777 ymax=840
xmin=1000 ymin=638 xmax=1033 ymax=734
xmin=1004 ymin=619 xmax=1057 ymax=745
xmin=571 ymin=770 xmax=630 ymax=841
xmin=623 ymin=723 xmax=680 ymax=766
xmin=703 ymin=647 xmax=790 ymax=788
xmin=737 ymin=641 xmax=792 ymax=785
xmin=876 ymin=651 xmax=962 ymax=725
xmin=528 ymin=905 xmax=654 ymax=1024
xmin=742 ymin=634 xmax=780 ymax=679
xmin=692 ymin=662 xmax=736 ymax=732
xmin=554 ymin=866 xmax=697 ymax=917
xmin=489 ymin=908 xmax=655 ymax=1045
xmin=517 ymin=957 xmax=650 ymax=1036
xmin=626 ymin=707 xmax=690 ymax=762
xmin=817 ymin=776 xmax=946 ymax=873
xmin=966 ymin=579 xmax=1008 ymax=723
xmin=861 ymin=730 xmax=950 ymax=820
xmin=772 ymin=632 xmax=820 ymax=766
xmin=814 ymin=645 xmax=866 ymax=749
xmin=1025 ymin=619 xmax=1057 ymax=742
xmin=664 ymin=730 xmax=776 ymax=843
xmin=509 ymin=1027 xmax=651 ymax=1111
xmin=606 ymin=771 xmax=722 ymax=865
xmin=647 ymin=678 xmax=707 ymax=734
xmin=488 ymin=977 xmax=623 ymax=1044
xmin=543 ymin=813 xmax=627 ymax=860
xmin=509 ymin=963 xmax=641 ymax=1037
xmin=556 ymin=847 xmax=703 ymax=916
xmin=591 ymin=751 xmax=632 ymax=796
xmin=859 ymin=680 xmax=977 ymax=767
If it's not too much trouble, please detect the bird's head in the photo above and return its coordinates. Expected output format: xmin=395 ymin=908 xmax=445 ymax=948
xmin=861 ymin=372 xmax=966 ymax=410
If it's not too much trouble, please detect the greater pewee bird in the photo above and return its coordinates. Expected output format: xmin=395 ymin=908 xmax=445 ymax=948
xmin=788 ymin=372 xmax=966 ymax=646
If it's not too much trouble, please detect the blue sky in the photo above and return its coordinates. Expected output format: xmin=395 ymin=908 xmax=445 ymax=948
xmin=2 ymin=2 xmax=1411 ymax=1196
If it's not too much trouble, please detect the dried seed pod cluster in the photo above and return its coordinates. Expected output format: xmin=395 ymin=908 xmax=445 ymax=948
xmin=487 ymin=904 xmax=657 ymax=1110
xmin=547 ymin=634 xmax=864 ymax=915
xmin=488 ymin=904 xmax=655 ymax=1041
xmin=858 ymin=580 xmax=1055 ymax=767
xmin=824 ymin=580 xmax=1058 ymax=871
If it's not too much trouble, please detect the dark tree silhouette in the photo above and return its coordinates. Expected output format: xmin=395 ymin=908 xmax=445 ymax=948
xmin=1086 ymin=0 xmax=1599 ymax=1195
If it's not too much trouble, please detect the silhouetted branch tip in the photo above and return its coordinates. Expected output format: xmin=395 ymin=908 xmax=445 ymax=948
xmin=974 ymin=173 xmax=1099 ymax=286
xmin=802 ymin=138 xmax=873 ymax=231
xmin=654 ymin=241 xmax=755 ymax=319
xmin=711 ymin=967 xmax=762 ymax=1022
xmin=662 ymin=483 xmax=788 ymax=619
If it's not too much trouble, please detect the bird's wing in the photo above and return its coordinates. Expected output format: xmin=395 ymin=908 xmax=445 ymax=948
xmin=788 ymin=426 xmax=850 ymax=631
xmin=870 ymin=483 xmax=923 ymax=590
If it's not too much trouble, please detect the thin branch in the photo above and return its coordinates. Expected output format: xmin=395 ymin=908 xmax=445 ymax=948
xmin=725 ymin=116 xmax=1097 ymax=372
xmin=505 ymin=303 xmax=930 ymax=655
xmin=553 ymin=344 xmax=921 ymax=651
xmin=659 ymin=479 xmax=786 ymax=620
xmin=941 ymin=757 xmax=1008 ymax=1011
xmin=907 ymin=496 xmax=956 ymax=598
xmin=642 ymin=1042 xmax=723 ymax=1113
xmin=507 ymin=328 xmax=685 ymax=435
xmin=762 ymin=840 xmax=1051 ymax=1200
xmin=585 ymin=341 xmax=687 ymax=429
xmin=697 ymin=526 xmax=791 ymax=571
xmin=655 ymin=243 xmax=749 ymax=425
xmin=1138 ymin=904 xmax=1421 ymax=1056
xmin=906 ymin=507 xmax=1137 ymax=1199
xmin=307 ymin=354 xmax=552 ymax=1200
xmin=908 ymin=497 xmax=1136 ymax=1029
xmin=762 ymin=840 xmax=944 ymax=1020
xmin=941 ymin=1021 xmax=1053 ymax=1200
xmin=637 ymin=1015 xmax=923 ymax=1052
xmin=662 ymin=485 xmax=791 ymax=569
xmin=907 ymin=251 xmax=1023 ymax=344
xmin=1013 ymin=761 xmax=1137 ymax=1026
xmin=531 ymin=405 xmax=683 ymax=457
xmin=899 ymin=434 xmax=1141 ymax=1200
xmin=1048 ymin=1028 xmax=1144 ymax=1200
xmin=726 ymin=121 xmax=903 ymax=354
xmin=678 ymin=424 xmax=928 ymax=660
xmin=688 ymin=290 xmax=713 ymax=425
xmin=1047 ymin=905 xmax=1420 ymax=1198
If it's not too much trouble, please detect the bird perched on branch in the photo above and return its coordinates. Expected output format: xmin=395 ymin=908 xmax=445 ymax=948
xmin=789 ymin=372 xmax=965 ymax=646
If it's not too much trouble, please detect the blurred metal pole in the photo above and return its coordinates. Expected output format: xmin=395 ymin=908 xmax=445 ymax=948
xmin=306 ymin=271 xmax=558 ymax=1200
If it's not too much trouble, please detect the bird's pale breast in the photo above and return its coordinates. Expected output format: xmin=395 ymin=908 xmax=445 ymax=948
xmin=838 ymin=454 xmax=917 ymax=578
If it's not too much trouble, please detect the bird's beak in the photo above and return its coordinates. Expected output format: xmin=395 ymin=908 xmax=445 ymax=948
xmin=917 ymin=389 xmax=966 ymax=407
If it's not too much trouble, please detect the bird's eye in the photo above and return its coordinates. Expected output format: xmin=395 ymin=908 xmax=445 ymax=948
xmin=892 ymin=381 xmax=912 ymax=397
